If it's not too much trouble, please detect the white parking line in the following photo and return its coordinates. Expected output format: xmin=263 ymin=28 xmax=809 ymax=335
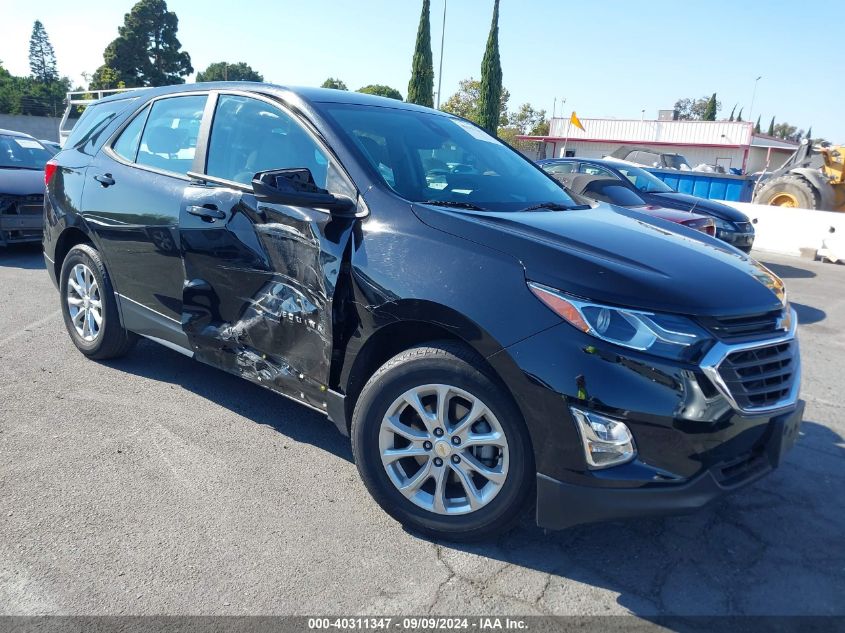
xmin=0 ymin=309 xmax=61 ymax=348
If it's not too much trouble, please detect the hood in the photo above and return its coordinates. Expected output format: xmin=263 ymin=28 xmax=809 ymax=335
xmin=412 ymin=203 xmax=783 ymax=318
xmin=646 ymin=191 xmax=749 ymax=224
xmin=633 ymin=205 xmax=709 ymax=223
xmin=0 ymin=168 xmax=45 ymax=197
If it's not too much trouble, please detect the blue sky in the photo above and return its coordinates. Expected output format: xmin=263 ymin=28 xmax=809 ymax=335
xmin=0 ymin=0 xmax=839 ymax=139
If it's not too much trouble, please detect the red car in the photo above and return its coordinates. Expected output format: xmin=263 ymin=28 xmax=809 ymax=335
xmin=557 ymin=173 xmax=716 ymax=237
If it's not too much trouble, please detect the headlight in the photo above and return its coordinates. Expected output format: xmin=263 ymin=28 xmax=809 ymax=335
xmin=528 ymin=282 xmax=712 ymax=361
xmin=571 ymin=407 xmax=636 ymax=469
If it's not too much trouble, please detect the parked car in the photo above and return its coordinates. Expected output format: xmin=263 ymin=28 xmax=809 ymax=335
xmin=539 ymin=157 xmax=756 ymax=252
xmin=609 ymin=145 xmax=692 ymax=170
xmin=44 ymin=84 xmax=802 ymax=541
xmin=548 ymin=171 xmax=716 ymax=236
xmin=1 ymin=129 xmax=53 ymax=247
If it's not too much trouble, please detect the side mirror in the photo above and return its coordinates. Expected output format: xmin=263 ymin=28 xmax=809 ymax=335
xmin=251 ymin=168 xmax=356 ymax=215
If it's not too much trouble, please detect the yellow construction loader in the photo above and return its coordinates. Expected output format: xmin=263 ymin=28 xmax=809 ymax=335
xmin=753 ymin=139 xmax=845 ymax=212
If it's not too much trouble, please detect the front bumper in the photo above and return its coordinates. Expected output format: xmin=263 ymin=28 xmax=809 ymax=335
xmin=718 ymin=229 xmax=755 ymax=253
xmin=536 ymin=400 xmax=803 ymax=529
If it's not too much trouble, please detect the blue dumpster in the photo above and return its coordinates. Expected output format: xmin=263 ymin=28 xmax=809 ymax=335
xmin=646 ymin=169 xmax=755 ymax=203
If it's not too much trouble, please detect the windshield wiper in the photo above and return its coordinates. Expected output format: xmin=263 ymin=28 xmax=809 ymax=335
xmin=420 ymin=200 xmax=486 ymax=211
xmin=520 ymin=201 xmax=591 ymax=212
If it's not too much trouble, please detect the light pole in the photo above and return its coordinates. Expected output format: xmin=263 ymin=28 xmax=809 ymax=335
xmin=435 ymin=0 xmax=447 ymax=109
xmin=748 ymin=75 xmax=762 ymax=123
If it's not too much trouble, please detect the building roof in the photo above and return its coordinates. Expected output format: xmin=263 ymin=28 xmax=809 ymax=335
xmin=518 ymin=117 xmax=765 ymax=149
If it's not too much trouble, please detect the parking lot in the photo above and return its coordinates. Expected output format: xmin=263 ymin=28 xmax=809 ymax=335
xmin=0 ymin=244 xmax=843 ymax=617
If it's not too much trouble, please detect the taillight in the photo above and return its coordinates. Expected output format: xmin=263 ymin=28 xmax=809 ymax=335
xmin=44 ymin=160 xmax=58 ymax=186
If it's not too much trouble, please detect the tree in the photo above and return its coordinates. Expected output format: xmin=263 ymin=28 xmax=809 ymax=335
xmin=196 ymin=62 xmax=262 ymax=82
xmin=321 ymin=77 xmax=347 ymax=90
xmin=702 ymin=93 xmax=718 ymax=121
xmin=728 ymin=104 xmax=736 ymax=121
xmin=755 ymin=115 xmax=761 ymax=134
xmin=673 ymin=95 xmax=722 ymax=120
xmin=29 ymin=21 xmax=58 ymax=82
xmin=357 ymin=84 xmax=403 ymax=100
xmin=805 ymin=127 xmax=812 ymax=140
xmin=508 ymin=103 xmax=549 ymax=135
xmin=736 ymin=107 xmax=743 ymax=122
xmin=477 ymin=0 xmax=503 ymax=134
xmin=91 ymin=0 xmax=192 ymax=89
xmin=498 ymin=102 xmax=549 ymax=148
xmin=767 ymin=116 xmax=775 ymax=136
xmin=441 ymin=77 xmax=509 ymax=127
xmin=406 ymin=0 xmax=434 ymax=107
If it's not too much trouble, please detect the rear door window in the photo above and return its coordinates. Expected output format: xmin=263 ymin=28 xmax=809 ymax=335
xmin=135 ymin=95 xmax=207 ymax=175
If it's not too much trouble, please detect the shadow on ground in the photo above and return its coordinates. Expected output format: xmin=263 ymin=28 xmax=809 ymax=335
xmin=103 ymin=338 xmax=353 ymax=463
xmin=0 ymin=243 xmax=44 ymax=270
xmin=792 ymin=302 xmax=826 ymax=325
xmin=426 ymin=420 xmax=845 ymax=617
xmin=760 ymin=260 xmax=816 ymax=279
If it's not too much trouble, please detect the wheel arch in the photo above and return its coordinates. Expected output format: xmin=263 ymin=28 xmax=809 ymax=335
xmin=53 ymin=225 xmax=94 ymax=282
xmin=336 ymin=299 xmax=528 ymax=438
xmin=791 ymin=168 xmax=836 ymax=210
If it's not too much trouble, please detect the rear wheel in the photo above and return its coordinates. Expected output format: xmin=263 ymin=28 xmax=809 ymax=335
xmin=59 ymin=243 xmax=137 ymax=359
xmin=754 ymin=174 xmax=820 ymax=209
xmin=351 ymin=342 xmax=534 ymax=541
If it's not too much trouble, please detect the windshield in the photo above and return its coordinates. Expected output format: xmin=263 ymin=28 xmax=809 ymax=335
xmin=0 ymin=134 xmax=53 ymax=170
xmin=664 ymin=154 xmax=691 ymax=170
xmin=612 ymin=164 xmax=674 ymax=193
xmin=322 ymin=104 xmax=576 ymax=212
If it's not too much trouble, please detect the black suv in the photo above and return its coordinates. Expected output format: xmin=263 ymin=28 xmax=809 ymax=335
xmin=43 ymin=83 xmax=803 ymax=541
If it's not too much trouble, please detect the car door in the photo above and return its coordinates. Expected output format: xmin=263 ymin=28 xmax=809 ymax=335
xmin=179 ymin=92 xmax=359 ymax=410
xmin=81 ymin=93 xmax=209 ymax=346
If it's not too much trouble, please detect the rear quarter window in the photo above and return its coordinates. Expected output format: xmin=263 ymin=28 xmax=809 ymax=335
xmin=64 ymin=98 xmax=139 ymax=155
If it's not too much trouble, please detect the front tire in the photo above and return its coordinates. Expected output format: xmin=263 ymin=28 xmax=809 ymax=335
xmin=351 ymin=342 xmax=534 ymax=541
xmin=754 ymin=174 xmax=820 ymax=209
xmin=59 ymin=243 xmax=137 ymax=360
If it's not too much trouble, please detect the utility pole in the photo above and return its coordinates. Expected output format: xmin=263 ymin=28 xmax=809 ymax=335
xmin=435 ymin=0 xmax=447 ymax=109
xmin=748 ymin=75 xmax=762 ymax=123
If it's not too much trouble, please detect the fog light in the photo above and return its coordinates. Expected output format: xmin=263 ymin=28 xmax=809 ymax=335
xmin=570 ymin=407 xmax=636 ymax=469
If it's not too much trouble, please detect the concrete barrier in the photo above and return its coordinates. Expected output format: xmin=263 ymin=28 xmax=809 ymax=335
xmin=723 ymin=201 xmax=845 ymax=262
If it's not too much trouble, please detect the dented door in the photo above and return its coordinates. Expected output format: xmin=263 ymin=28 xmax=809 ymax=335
xmin=179 ymin=183 xmax=355 ymax=411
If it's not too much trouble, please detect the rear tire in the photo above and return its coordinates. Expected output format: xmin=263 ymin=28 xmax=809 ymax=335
xmin=754 ymin=174 xmax=820 ymax=209
xmin=59 ymin=243 xmax=137 ymax=360
xmin=351 ymin=341 xmax=534 ymax=542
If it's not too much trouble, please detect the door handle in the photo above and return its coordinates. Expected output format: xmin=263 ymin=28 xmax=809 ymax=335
xmin=94 ymin=173 xmax=115 ymax=187
xmin=186 ymin=204 xmax=226 ymax=221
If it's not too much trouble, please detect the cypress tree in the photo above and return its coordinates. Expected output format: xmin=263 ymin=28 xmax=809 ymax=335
xmin=29 ymin=20 xmax=58 ymax=82
xmin=805 ymin=127 xmax=812 ymax=140
xmin=754 ymin=116 xmax=761 ymax=134
xmin=728 ymin=104 xmax=736 ymax=121
xmin=478 ymin=0 xmax=502 ymax=134
xmin=736 ymin=107 xmax=743 ymax=122
xmin=702 ymin=92 xmax=717 ymax=121
xmin=767 ymin=116 xmax=775 ymax=136
xmin=406 ymin=0 xmax=434 ymax=107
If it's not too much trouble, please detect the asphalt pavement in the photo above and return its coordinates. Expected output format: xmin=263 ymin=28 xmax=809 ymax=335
xmin=1 ymin=243 xmax=843 ymax=617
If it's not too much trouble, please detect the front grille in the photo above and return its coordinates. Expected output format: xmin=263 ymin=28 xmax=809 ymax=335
xmin=717 ymin=341 xmax=795 ymax=409
xmin=704 ymin=309 xmax=784 ymax=340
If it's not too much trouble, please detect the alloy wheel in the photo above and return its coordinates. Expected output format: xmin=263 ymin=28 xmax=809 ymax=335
xmin=66 ymin=263 xmax=102 ymax=342
xmin=379 ymin=384 xmax=509 ymax=515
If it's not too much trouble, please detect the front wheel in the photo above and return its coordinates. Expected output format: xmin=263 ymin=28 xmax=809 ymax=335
xmin=59 ymin=243 xmax=137 ymax=359
xmin=351 ymin=342 xmax=534 ymax=541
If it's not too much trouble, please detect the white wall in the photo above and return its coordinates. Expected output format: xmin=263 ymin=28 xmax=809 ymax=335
xmin=725 ymin=202 xmax=845 ymax=261
xmin=553 ymin=141 xmax=745 ymax=171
